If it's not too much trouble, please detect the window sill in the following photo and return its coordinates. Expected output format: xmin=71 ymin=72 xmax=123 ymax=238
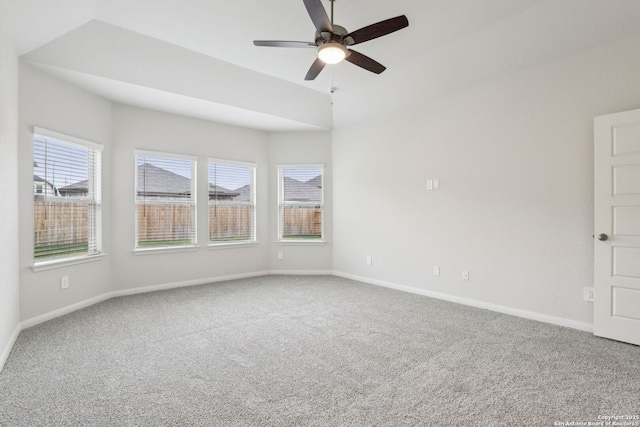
xmin=208 ymin=241 xmax=259 ymax=250
xmin=133 ymin=245 xmax=200 ymax=256
xmin=276 ymin=240 xmax=326 ymax=246
xmin=32 ymin=253 xmax=107 ymax=272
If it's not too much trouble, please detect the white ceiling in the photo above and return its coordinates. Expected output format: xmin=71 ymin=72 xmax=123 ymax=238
xmin=3 ymin=0 xmax=640 ymax=131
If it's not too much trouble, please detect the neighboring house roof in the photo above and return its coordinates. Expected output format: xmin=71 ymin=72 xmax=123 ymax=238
xmin=59 ymin=179 xmax=88 ymax=195
xmin=138 ymin=163 xmax=239 ymax=199
xmin=53 ymin=164 xmax=245 ymax=199
xmin=33 ymin=175 xmax=58 ymax=195
xmin=283 ymin=176 xmax=322 ymax=202
xmin=209 ymin=184 xmax=239 ymax=200
xmin=305 ymin=175 xmax=322 ymax=188
xmin=138 ymin=163 xmax=192 ymax=197
xmin=230 ymin=184 xmax=250 ymax=202
xmin=50 ymin=168 xmax=323 ymax=200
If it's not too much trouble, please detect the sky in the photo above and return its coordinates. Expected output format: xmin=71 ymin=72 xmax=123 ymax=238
xmin=33 ymin=136 xmax=90 ymax=190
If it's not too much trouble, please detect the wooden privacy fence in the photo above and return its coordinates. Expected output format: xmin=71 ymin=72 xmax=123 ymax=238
xmin=34 ymin=200 xmax=89 ymax=249
xmin=35 ymin=202 xmax=322 ymax=248
xmin=137 ymin=204 xmax=193 ymax=242
xmin=209 ymin=205 xmax=253 ymax=240
xmin=137 ymin=204 xmax=254 ymax=242
xmin=282 ymin=206 xmax=322 ymax=237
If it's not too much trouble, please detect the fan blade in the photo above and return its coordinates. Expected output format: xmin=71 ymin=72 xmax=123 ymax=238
xmin=305 ymin=58 xmax=326 ymax=80
xmin=345 ymin=49 xmax=386 ymax=74
xmin=254 ymin=40 xmax=315 ymax=48
xmin=303 ymin=0 xmax=333 ymax=33
xmin=346 ymin=15 xmax=409 ymax=45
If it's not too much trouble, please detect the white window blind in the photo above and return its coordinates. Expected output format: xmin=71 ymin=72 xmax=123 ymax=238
xmin=33 ymin=129 xmax=102 ymax=261
xmin=135 ymin=151 xmax=197 ymax=249
xmin=208 ymin=160 xmax=256 ymax=244
xmin=278 ymin=165 xmax=323 ymax=241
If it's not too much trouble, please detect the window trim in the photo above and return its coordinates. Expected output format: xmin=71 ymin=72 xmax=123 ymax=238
xmin=31 ymin=253 xmax=106 ymax=272
xmin=133 ymin=149 xmax=198 ymax=253
xmin=207 ymin=158 xmax=257 ymax=247
xmin=32 ymin=127 xmax=103 ymax=269
xmin=277 ymin=164 xmax=325 ymax=244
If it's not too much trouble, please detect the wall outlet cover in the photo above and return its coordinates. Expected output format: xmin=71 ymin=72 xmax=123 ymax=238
xmin=584 ymin=287 xmax=594 ymax=302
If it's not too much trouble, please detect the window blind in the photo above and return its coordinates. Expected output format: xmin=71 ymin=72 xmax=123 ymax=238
xmin=278 ymin=166 xmax=323 ymax=241
xmin=135 ymin=152 xmax=197 ymax=248
xmin=208 ymin=160 xmax=256 ymax=243
xmin=33 ymin=131 xmax=102 ymax=261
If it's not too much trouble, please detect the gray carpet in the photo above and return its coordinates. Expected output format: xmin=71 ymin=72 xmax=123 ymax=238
xmin=0 ymin=275 xmax=638 ymax=426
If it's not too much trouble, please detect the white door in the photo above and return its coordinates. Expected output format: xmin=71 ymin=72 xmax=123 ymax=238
xmin=594 ymin=109 xmax=640 ymax=346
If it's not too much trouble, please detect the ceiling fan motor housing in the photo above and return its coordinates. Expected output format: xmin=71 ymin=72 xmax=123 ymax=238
xmin=314 ymin=25 xmax=354 ymax=47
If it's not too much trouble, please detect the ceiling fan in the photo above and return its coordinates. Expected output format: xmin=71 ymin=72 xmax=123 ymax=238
xmin=253 ymin=0 xmax=409 ymax=81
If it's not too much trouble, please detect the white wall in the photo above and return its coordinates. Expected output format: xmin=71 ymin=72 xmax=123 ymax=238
xmin=333 ymin=33 xmax=640 ymax=326
xmin=12 ymin=30 xmax=640 ymax=334
xmin=269 ymin=131 xmax=333 ymax=272
xmin=0 ymin=25 xmax=21 ymax=370
xmin=18 ymin=64 xmax=113 ymax=321
xmin=111 ymin=105 xmax=271 ymax=291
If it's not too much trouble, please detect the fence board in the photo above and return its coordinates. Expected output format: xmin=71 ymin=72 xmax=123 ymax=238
xmin=34 ymin=200 xmax=89 ymax=248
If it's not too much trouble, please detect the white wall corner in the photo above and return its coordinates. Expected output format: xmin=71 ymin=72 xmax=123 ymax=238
xmin=0 ymin=324 xmax=21 ymax=374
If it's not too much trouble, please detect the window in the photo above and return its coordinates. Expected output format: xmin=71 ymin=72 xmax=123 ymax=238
xmin=208 ymin=159 xmax=256 ymax=245
xmin=277 ymin=165 xmax=324 ymax=241
xmin=33 ymin=128 xmax=102 ymax=262
xmin=135 ymin=151 xmax=197 ymax=250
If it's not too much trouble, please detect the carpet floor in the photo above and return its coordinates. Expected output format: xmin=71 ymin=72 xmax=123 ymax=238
xmin=0 ymin=275 xmax=638 ymax=426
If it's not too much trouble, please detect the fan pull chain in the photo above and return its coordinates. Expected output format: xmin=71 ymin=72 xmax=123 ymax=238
xmin=330 ymin=66 xmax=335 ymax=105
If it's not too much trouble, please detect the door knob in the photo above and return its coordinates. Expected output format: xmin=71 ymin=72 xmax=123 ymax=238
xmin=597 ymin=233 xmax=608 ymax=241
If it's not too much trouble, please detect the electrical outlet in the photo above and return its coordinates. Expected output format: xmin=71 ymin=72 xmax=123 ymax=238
xmin=433 ymin=266 xmax=440 ymax=276
xmin=61 ymin=276 xmax=69 ymax=290
xmin=433 ymin=179 xmax=439 ymax=189
xmin=462 ymin=270 xmax=469 ymax=281
xmin=584 ymin=287 xmax=594 ymax=302
xmin=427 ymin=179 xmax=433 ymax=190
xmin=366 ymin=256 xmax=372 ymax=266
xmin=278 ymin=251 xmax=284 ymax=260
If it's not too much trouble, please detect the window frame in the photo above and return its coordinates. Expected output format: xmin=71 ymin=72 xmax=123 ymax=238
xmin=207 ymin=158 xmax=257 ymax=248
xmin=277 ymin=164 xmax=325 ymax=244
xmin=32 ymin=127 xmax=104 ymax=270
xmin=134 ymin=149 xmax=199 ymax=254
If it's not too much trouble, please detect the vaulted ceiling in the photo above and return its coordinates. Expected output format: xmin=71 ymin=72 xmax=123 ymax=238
xmin=3 ymin=0 xmax=640 ymax=131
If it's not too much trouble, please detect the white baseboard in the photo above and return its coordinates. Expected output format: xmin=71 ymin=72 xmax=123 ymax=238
xmin=14 ymin=269 xmax=593 ymax=367
xmin=0 ymin=323 xmax=23 ymax=374
xmin=19 ymin=270 xmax=333 ymax=331
xmin=269 ymin=269 xmax=334 ymax=276
xmin=21 ymin=271 xmax=273 ymax=330
xmin=112 ymin=270 xmax=272 ymax=298
xmin=21 ymin=292 xmax=115 ymax=330
xmin=333 ymin=271 xmax=594 ymax=333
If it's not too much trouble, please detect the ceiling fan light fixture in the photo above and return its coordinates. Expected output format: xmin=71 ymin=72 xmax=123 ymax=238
xmin=317 ymin=42 xmax=348 ymax=64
